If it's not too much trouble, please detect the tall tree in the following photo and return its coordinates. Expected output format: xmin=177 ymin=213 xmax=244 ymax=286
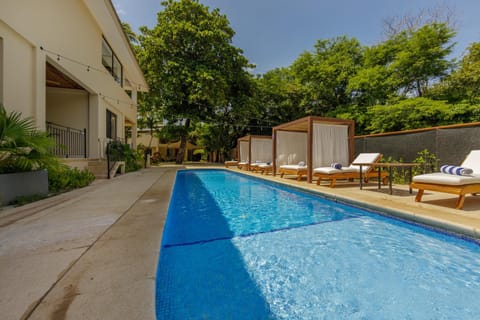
xmin=347 ymin=37 xmax=403 ymax=106
xmin=138 ymin=0 xmax=252 ymax=163
xmin=291 ymin=36 xmax=364 ymax=114
xmin=443 ymin=42 xmax=480 ymax=104
xmin=390 ymin=23 xmax=455 ymax=97
xmin=255 ymin=67 xmax=305 ymax=125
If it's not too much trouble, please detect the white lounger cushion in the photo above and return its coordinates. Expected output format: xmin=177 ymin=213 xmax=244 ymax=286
xmin=313 ymin=153 xmax=381 ymax=174
xmin=413 ymin=172 xmax=480 ymax=186
xmin=349 ymin=153 xmax=381 ymax=172
xmin=412 ymin=150 xmax=480 ymax=186
xmin=461 ymin=150 xmax=480 ymax=173
xmin=313 ymin=167 xmax=357 ymax=174
xmin=280 ymin=164 xmax=307 ymax=170
xmin=258 ymin=163 xmax=272 ymax=168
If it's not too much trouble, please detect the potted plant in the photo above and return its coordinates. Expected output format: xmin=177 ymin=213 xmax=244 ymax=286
xmin=0 ymin=105 xmax=57 ymax=205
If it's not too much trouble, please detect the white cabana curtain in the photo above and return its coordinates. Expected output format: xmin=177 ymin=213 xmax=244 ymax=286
xmin=251 ymin=138 xmax=272 ymax=162
xmin=312 ymin=123 xmax=349 ymax=168
xmin=239 ymin=141 xmax=249 ymax=162
xmin=276 ymin=131 xmax=307 ymax=166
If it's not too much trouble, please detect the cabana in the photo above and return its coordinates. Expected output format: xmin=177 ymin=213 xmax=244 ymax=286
xmin=237 ymin=135 xmax=273 ymax=170
xmin=273 ymin=116 xmax=355 ymax=183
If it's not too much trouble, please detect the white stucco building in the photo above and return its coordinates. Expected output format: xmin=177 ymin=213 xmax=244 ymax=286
xmin=0 ymin=0 xmax=148 ymax=161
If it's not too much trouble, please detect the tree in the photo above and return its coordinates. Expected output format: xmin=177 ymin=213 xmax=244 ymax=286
xmin=255 ymin=67 xmax=305 ymax=126
xmin=291 ymin=36 xmax=364 ymax=114
xmin=347 ymin=39 xmax=401 ymax=106
xmin=442 ymin=42 xmax=480 ymax=104
xmin=138 ymin=0 xmax=253 ymax=164
xmin=389 ymin=23 xmax=455 ymax=97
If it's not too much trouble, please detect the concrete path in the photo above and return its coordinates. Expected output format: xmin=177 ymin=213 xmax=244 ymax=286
xmin=0 ymin=167 xmax=179 ymax=320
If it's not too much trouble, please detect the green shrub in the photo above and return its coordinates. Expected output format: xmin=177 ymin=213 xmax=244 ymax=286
xmin=107 ymin=141 xmax=142 ymax=172
xmin=48 ymin=165 xmax=95 ymax=193
xmin=380 ymin=149 xmax=438 ymax=184
xmin=125 ymin=145 xmax=143 ymax=172
xmin=412 ymin=149 xmax=438 ymax=176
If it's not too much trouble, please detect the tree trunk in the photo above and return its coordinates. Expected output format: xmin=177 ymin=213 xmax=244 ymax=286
xmin=176 ymin=119 xmax=190 ymax=164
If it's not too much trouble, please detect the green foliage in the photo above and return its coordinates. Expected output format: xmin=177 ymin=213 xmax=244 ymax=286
xmin=433 ymin=42 xmax=480 ymax=104
xmin=138 ymin=0 xmax=254 ymax=163
xmin=413 ymin=149 xmax=438 ymax=175
xmin=255 ymin=68 xmax=305 ymax=126
xmin=123 ymin=145 xmax=143 ymax=172
xmin=0 ymin=105 xmax=59 ymax=174
xmin=292 ymin=36 xmax=364 ymax=114
xmin=48 ymin=165 xmax=95 ymax=193
xmin=365 ymin=98 xmax=480 ymax=133
xmin=389 ymin=23 xmax=455 ymax=97
xmin=107 ymin=141 xmax=142 ymax=172
xmin=380 ymin=149 xmax=438 ymax=184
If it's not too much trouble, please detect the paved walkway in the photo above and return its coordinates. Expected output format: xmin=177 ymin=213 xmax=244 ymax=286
xmin=0 ymin=167 xmax=179 ymax=320
xmin=1 ymin=165 xmax=480 ymax=320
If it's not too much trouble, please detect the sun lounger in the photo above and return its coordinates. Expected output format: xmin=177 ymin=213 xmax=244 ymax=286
xmin=279 ymin=163 xmax=308 ymax=181
xmin=249 ymin=162 xmax=271 ymax=173
xmin=257 ymin=163 xmax=273 ymax=175
xmin=411 ymin=150 xmax=480 ymax=209
xmin=224 ymin=160 xmax=238 ymax=168
xmin=313 ymin=153 xmax=388 ymax=187
xmin=237 ymin=161 xmax=249 ymax=170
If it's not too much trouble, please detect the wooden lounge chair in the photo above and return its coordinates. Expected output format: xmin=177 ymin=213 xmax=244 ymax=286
xmin=237 ymin=161 xmax=249 ymax=170
xmin=257 ymin=163 xmax=273 ymax=175
xmin=250 ymin=161 xmax=270 ymax=173
xmin=411 ymin=150 xmax=480 ymax=209
xmin=224 ymin=160 xmax=238 ymax=168
xmin=279 ymin=163 xmax=308 ymax=181
xmin=313 ymin=153 xmax=388 ymax=187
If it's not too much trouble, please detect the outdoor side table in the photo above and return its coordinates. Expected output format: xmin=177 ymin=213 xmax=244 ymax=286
xmin=354 ymin=162 xmax=419 ymax=195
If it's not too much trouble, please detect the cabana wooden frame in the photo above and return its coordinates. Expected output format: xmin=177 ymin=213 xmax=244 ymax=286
xmin=237 ymin=135 xmax=273 ymax=171
xmin=272 ymin=116 xmax=355 ymax=183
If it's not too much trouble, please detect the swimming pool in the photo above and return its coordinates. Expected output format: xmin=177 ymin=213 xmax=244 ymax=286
xmin=156 ymin=169 xmax=480 ymax=319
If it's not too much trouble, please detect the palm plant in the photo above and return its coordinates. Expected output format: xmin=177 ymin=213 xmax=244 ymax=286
xmin=0 ymin=105 xmax=59 ymax=174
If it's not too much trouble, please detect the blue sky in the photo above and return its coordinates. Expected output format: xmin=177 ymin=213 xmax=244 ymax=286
xmin=113 ymin=0 xmax=480 ymax=74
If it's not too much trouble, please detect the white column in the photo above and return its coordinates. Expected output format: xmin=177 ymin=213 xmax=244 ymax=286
xmin=89 ymin=94 xmax=101 ymax=159
xmin=131 ymin=85 xmax=138 ymax=149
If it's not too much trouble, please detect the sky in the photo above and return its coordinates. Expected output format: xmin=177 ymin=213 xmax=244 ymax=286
xmin=112 ymin=0 xmax=480 ymax=75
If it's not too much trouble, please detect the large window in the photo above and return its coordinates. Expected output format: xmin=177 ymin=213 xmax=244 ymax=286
xmin=106 ymin=109 xmax=117 ymax=139
xmin=102 ymin=37 xmax=122 ymax=86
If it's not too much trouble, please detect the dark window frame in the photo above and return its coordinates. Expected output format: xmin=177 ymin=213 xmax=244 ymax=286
xmin=101 ymin=37 xmax=123 ymax=87
xmin=106 ymin=109 xmax=117 ymax=139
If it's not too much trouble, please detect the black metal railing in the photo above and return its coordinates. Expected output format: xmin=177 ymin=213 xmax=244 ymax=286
xmin=106 ymin=139 xmax=125 ymax=179
xmin=46 ymin=122 xmax=87 ymax=158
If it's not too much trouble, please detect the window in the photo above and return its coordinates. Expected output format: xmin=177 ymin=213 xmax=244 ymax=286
xmin=106 ymin=109 xmax=117 ymax=139
xmin=102 ymin=37 xmax=122 ymax=86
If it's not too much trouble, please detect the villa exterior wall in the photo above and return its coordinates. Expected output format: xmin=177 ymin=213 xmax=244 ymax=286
xmin=0 ymin=0 xmax=147 ymax=158
xmin=0 ymin=20 xmax=37 ymax=119
xmin=46 ymin=87 xmax=89 ymax=130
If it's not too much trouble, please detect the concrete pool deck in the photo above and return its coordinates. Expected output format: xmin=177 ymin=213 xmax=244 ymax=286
xmin=1 ymin=165 xmax=480 ymax=319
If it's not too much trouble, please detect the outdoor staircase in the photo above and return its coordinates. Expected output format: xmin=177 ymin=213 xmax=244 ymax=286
xmin=87 ymin=159 xmax=108 ymax=179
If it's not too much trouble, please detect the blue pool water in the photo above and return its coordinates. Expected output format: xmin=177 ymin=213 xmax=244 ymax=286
xmin=156 ymin=169 xmax=480 ymax=319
